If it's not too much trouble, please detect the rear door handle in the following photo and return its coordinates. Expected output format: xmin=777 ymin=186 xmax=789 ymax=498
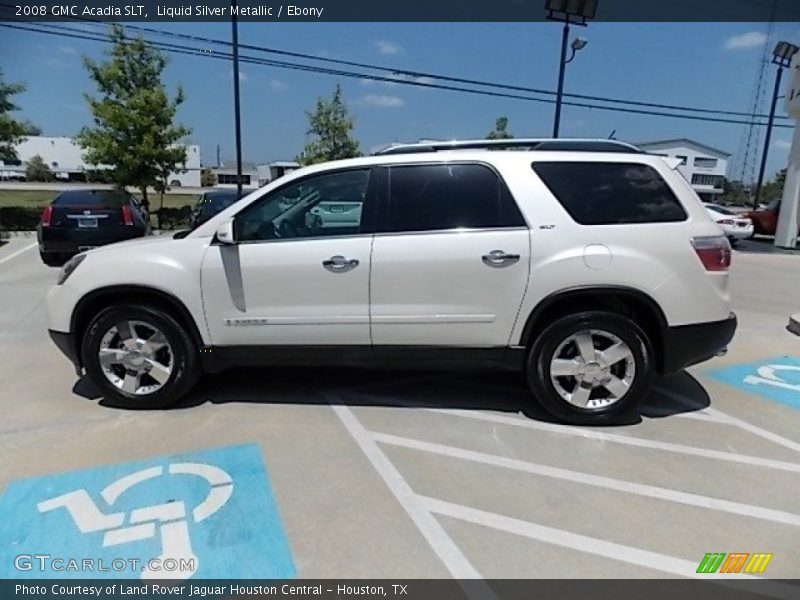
xmin=482 ymin=250 xmax=520 ymax=268
xmin=323 ymin=255 xmax=359 ymax=273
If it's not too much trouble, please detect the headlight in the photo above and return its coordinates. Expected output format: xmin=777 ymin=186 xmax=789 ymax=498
xmin=57 ymin=253 xmax=86 ymax=285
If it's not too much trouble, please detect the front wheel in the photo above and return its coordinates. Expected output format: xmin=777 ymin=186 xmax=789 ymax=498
xmin=526 ymin=311 xmax=655 ymax=424
xmin=81 ymin=304 xmax=200 ymax=409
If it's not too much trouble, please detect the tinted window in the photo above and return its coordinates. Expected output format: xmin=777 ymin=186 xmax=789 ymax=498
xmin=53 ymin=190 xmax=132 ymax=207
xmin=385 ymin=164 xmax=525 ymax=233
xmin=235 ymin=169 xmax=370 ymax=242
xmin=531 ymin=162 xmax=687 ymax=225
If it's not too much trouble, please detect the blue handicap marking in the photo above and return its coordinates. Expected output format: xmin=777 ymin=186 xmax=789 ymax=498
xmin=706 ymin=356 xmax=800 ymax=411
xmin=0 ymin=443 xmax=296 ymax=579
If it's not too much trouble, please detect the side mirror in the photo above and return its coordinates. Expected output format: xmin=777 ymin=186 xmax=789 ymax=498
xmin=216 ymin=219 xmax=236 ymax=244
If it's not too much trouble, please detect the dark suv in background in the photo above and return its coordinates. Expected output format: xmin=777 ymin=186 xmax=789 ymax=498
xmin=37 ymin=189 xmax=150 ymax=266
xmin=189 ymin=188 xmax=246 ymax=229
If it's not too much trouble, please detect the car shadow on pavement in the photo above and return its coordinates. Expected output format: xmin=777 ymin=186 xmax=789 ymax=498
xmin=74 ymin=367 xmax=711 ymax=428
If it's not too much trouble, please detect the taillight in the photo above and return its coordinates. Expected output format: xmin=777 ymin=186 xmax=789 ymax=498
xmin=121 ymin=205 xmax=134 ymax=226
xmin=691 ymin=235 xmax=731 ymax=272
xmin=41 ymin=206 xmax=52 ymax=227
xmin=718 ymin=219 xmax=734 ymax=225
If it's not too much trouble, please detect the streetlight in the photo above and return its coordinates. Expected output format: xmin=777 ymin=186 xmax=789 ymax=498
xmin=231 ymin=0 xmax=244 ymax=198
xmin=753 ymin=40 xmax=799 ymax=209
xmin=545 ymin=0 xmax=597 ymax=138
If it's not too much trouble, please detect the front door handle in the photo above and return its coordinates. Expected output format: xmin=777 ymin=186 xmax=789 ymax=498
xmin=323 ymin=255 xmax=359 ymax=273
xmin=482 ymin=250 xmax=521 ymax=268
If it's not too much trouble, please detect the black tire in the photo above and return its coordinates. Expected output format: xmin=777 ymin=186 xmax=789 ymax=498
xmin=81 ymin=304 xmax=200 ymax=409
xmin=525 ymin=311 xmax=655 ymax=425
xmin=40 ymin=251 xmax=65 ymax=267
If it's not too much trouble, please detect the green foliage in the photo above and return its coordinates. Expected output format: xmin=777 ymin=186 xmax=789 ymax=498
xmin=0 ymin=69 xmax=30 ymax=162
xmin=297 ymin=84 xmax=360 ymax=165
xmin=0 ymin=206 xmax=42 ymax=231
xmin=151 ymin=206 xmax=193 ymax=230
xmin=24 ymin=155 xmax=54 ymax=182
xmin=75 ymin=24 xmax=191 ymax=209
xmin=759 ymin=168 xmax=786 ymax=203
xmin=486 ymin=116 xmax=513 ymax=140
xmin=201 ymin=167 xmax=215 ymax=187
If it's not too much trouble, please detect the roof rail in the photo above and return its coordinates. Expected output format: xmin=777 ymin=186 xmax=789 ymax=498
xmin=373 ymin=138 xmax=642 ymax=156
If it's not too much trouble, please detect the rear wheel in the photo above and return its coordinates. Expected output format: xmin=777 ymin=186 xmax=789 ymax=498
xmin=81 ymin=304 xmax=200 ymax=409
xmin=526 ymin=311 xmax=655 ymax=424
xmin=40 ymin=251 xmax=66 ymax=267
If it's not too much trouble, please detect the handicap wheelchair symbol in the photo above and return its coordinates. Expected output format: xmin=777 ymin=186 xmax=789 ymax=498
xmin=707 ymin=357 xmax=800 ymax=410
xmin=37 ymin=462 xmax=234 ymax=580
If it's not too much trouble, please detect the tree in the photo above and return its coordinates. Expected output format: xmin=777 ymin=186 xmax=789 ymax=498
xmin=297 ymin=84 xmax=360 ymax=165
xmin=75 ymin=24 xmax=190 ymax=210
xmin=21 ymin=121 xmax=41 ymax=136
xmin=201 ymin=167 xmax=215 ymax=187
xmin=759 ymin=168 xmax=786 ymax=203
xmin=25 ymin=155 xmax=54 ymax=182
xmin=486 ymin=116 xmax=513 ymax=140
xmin=0 ymin=69 xmax=30 ymax=163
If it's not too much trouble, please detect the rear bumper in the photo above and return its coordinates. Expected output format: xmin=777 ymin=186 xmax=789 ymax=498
xmin=49 ymin=329 xmax=81 ymax=371
xmin=39 ymin=227 xmax=145 ymax=254
xmin=661 ymin=312 xmax=737 ymax=374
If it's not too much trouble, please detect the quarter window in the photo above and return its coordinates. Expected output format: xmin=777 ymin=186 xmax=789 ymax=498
xmin=235 ymin=169 xmax=370 ymax=242
xmin=531 ymin=162 xmax=687 ymax=225
xmin=384 ymin=163 xmax=525 ymax=233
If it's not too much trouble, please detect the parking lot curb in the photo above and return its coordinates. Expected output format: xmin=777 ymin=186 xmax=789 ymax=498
xmin=789 ymin=313 xmax=800 ymax=337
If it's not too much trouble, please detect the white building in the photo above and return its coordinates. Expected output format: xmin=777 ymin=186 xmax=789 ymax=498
xmin=0 ymin=136 xmax=202 ymax=187
xmin=637 ymin=139 xmax=729 ymax=202
xmin=257 ymin=161 xmax=301 ymax=186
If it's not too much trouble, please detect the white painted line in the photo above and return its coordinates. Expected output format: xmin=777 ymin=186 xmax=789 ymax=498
xmin=704 ymin=407 xmax=800 ymax=455
xmin=373 ymin=432 xmax=800 ymax=527
xmin=0 ymin=241 xmax=36 ymax=265
xmin=423 ymin=407 xmax=800 ymax=474
xmin=330 ymin=402 xmax=483 ymax=580
xmin=420 ymin=496 xmax=799 ymax=599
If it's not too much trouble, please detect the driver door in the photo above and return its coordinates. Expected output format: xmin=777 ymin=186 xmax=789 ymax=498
xmin=200 ymin=168 xmax=375 ymax=347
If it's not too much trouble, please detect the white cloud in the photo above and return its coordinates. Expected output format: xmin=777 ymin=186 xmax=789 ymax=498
xmin=58 ymin=45 xmax=77 ymax=55
xmin=724 ymin=31 xmax=767 ymax=50
xmin=375 ymin=40 xmax=402 ymax=55
xmin=773 ymin=139 xmax=792 ymax=151
xmin=360 ymin=94 xmax=405 ymax=108
xmin=269 ymin=79 xmax=288 ymax=91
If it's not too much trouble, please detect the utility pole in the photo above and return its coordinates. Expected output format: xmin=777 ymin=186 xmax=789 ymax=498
xmin=231 ymin=1 xmax=244 ymax=197
xmin=546 ymin=0 xmax=596 ymax=138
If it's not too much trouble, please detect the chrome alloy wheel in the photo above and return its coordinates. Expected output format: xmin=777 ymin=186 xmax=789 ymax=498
xmin=98 ymin=320 xmax=173 ymax=396
xmin=549 ymin=329 xmax=636 ymax=409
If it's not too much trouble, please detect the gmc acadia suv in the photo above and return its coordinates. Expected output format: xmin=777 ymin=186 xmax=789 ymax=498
xmin=46 ymin=139 xmax=737 ymax=424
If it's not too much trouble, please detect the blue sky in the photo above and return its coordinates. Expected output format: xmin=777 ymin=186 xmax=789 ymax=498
xmin=1 ymin=21 xmax=799 ymax=180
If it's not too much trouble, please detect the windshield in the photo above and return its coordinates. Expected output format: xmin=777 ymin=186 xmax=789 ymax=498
xmin=53 ymin=190 xmax=133 ymax=207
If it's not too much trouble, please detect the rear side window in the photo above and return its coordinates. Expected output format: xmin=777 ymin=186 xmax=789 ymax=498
xmin=384 ymin=163 xmax=525 ymax=233
xmin=53 ymin=190 xmax=132 ymax=207
xmin=531 ymin=162 xmax=687 ymax=225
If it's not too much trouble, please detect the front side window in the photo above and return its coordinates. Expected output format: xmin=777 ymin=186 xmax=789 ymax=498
xmin=384 ymin=163 xmax=525 ymax=233
xmin=532 ymin=162 xmax=687 ymax=225
xmin=235 ymin=169 xmax=370 ymax=242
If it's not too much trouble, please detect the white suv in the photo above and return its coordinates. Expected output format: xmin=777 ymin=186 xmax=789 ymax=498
xmin=46 ymin=139 xmax=736 ymax=424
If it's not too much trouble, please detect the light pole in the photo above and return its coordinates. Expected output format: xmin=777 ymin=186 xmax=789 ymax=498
xmin=231 ymin=0 xmax=244 ymax=198
xmin=546 ymin=0 xmax=597 ymax=138
xmin=754 ymin=41 xmax=799 ymax=210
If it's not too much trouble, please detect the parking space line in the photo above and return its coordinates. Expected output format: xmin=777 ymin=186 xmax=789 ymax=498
xmin=330 ymin=402 xmax=485 ymax=581
xmin=0 ymin=242 xmax=37 ymax=265
xmin=703 ymin=407 xmax=800 ymax=455
xmin=373 ymin=432 xmax=800 ymax=527
xmin=419 ymin=496 xmax=799 ymax=598
xmin=422 ymin=408 xmax=800 ymax=474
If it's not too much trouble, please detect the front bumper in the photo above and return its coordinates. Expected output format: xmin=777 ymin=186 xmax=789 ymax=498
xmin=49 ymin=329 xmax=81 ymax=373
xmin=661 ymin=312 xmax=737 ymax=374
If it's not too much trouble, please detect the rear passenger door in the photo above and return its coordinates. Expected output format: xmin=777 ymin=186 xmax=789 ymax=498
xmin=370 ymin=162 xmax=530 ymax=348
